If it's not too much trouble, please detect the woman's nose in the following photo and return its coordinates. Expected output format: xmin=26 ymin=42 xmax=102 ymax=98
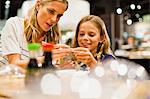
xmin=50 ymin=15 xmax=57 ymax=23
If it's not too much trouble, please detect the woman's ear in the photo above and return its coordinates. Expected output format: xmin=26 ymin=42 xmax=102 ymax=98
xmin=35 ymin=0 xmax=41 ymax=11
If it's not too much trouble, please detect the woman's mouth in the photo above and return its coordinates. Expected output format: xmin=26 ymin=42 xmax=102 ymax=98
xmin=46 ymin=23 xmax=53 ymax=28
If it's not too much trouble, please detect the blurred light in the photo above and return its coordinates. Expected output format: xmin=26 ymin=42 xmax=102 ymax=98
xmin=5 ymin=5 xmax=10 ymax=9
xmin=143 ymin=14 xmax=150 ymax=22
xmin=116 ymin=8 xmax=123 ymax=15
xmin=127 ymin=69 xmax=136 ymax=79
xmin=20 ymin=0 xmax=35 ymax=17
xmin=135 ymin=13 xmax=140 ymax=18
xmin=14 ymin=67 xmax=19 ymax=75
xmin=130 ymin=4 xmax=136 ymax=10
xmin=126 ymin=19 xmax=132 ymax=25
xmin=112 ymin=84 xmax=131 ymax=99
xmin=62 ymin=35 xmax=67 ymax=41
xmin=79 ymin=78 xmax=101 ymax=98
xmin=95 ymin=66 xmax=105 ymax=77
xmin=5 ymin=0 xmax=10 ymax=5
xmin=59 ymin=0 xmax=90 ymax=31
xmin=124 ymin=15 xmax=129 ymax=20
xmin=136 ymin=66 xmax=146 ymax=78
xmin=117 ymin=64 xmax=128 ymax=76
xmin=138 ymin=18 xmax=143 ymax=22
xmin=110 ymin=60 xmax=119 ymax=71
xmin=70 ymin=71 xmax=88 ymax=92
xmin=5 ymin=66 xmax=11 ymax=73
xmin=137 ymin=5 xmax=141 ymax=9
xmin=123 ymin=32 xmax=129 ymax=39
xmin=66 ymin=31 xmax=74 ymax=38
xmin=126 ymin=79 xmax=137 ymax=89
xmin=41 ymin=73 xmax=62 ymax=95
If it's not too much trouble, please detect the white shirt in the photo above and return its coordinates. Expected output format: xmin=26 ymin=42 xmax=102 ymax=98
xmin=1 ymin=16 xmax=42 ymax=60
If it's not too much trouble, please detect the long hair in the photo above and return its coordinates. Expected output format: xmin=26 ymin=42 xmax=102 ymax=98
xmin=72 ymin=15 xmax=113 ymax=55
xmin=24 ymin=0 xmax=68 ymax=43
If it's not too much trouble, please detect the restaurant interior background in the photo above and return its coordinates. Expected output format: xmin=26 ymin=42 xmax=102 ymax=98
xmin=0 ymin=0 xmax=150 ymax=98
xmin=0 ymin=0 xmax=150 ymax=73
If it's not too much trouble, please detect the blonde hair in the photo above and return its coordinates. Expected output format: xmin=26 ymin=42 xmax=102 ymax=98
xmin=24 ymin=0 xmax=68 ymax=43
xmin=73 ymin=15 xmax=113 ymax=55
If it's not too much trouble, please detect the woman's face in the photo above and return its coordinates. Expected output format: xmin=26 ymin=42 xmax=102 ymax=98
xmin=36 ymin=1 xmax=67 ymax=32
xmin=78 ymin=21 xmax=101 ymax=52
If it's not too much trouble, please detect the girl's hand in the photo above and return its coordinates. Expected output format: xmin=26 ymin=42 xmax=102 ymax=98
xmin=73 ymin=47 xmax=97 ymax=68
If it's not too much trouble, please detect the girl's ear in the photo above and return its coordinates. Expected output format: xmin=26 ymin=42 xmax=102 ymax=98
xmin=96 ymin=42 xmax=103 ymax=53
xmin=100 ymin=32 xmax=106 ymax=44
xmin=100 ymin=29 xmax=106 ymax=43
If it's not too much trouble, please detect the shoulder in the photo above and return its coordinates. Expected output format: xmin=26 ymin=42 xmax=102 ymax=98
xmin=101 ymin=53 xmax=116 ymax=61
xmin=1 ymin=16 xmax=24 ymax=34
xmin=3 ymin=17 xmax=24 ymax=29
xmin=6 ymin=16 xmax=24 ymax=25
xmin=1 ymin=17 xmax=24 ymax=38
xmin=7 ymin=16 xmax=23 ymax=21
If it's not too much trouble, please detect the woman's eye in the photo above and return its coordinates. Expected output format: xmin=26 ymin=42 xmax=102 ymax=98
xmin=47 ymin=9 xmax=54 ymax=14
xmin=57 ymin=14 xmax=63 ymax=19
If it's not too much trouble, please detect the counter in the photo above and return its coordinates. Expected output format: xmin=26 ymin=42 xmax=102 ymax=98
xmin=0 ymin=69 xmax=150 ymax=99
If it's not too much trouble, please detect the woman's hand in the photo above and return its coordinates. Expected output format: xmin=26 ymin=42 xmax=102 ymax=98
xmin=56 ymin=60 xmax=75 ymax=69
xmin=52 ymin=44 xmax=71 ymax=60
xmin=73 ymin=47 xmax=97 ymax=68
xmin=52 ymin=44 xmax=77 ymax=69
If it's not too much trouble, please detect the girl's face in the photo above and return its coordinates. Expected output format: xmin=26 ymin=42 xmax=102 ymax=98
xmin=36 ymin=1 xmax=67 ymax=32
xmin=78 ymin=21 xmax=101 ymax=52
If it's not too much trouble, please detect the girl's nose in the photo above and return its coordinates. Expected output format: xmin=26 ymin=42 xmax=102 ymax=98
xmin=83 ymin=34 xmax=89 ymax=41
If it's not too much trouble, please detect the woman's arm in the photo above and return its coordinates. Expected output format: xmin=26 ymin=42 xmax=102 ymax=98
xmin=7 ymin=53 xmax=44 ymax=68
xmin=7 ymin=43 xmax=70 ymax=68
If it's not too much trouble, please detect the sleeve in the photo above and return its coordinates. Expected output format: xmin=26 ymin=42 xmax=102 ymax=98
xmin=101 ymin=54 xmax=116 ymax=61
xmin=1 ymin=17 xmax=21 ymax=57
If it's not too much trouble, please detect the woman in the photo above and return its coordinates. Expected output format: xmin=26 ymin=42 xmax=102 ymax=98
xmin=1 ymin=0 xmax=69 ymax=68
xmin=72 ymin=15 xmax=115 ymax=69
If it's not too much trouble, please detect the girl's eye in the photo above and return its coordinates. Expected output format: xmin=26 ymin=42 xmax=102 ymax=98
xmin=79 ymin=33 xmax=85 ymax=36
xmin=89 ymin=34 xmax=95 ymax=37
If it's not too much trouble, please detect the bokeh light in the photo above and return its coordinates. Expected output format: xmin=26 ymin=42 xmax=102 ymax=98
xmin=41 ymin=73 xmax=61 ymax=95
xmin=1 ymin=59 xmax=149 ymax=99
xmin=130 ymin=4 xmax=136 ymax=10
xmin=94 ymin=66 xmax=105 ymax=77
xmin=79 ymin=77 xmax=102 ymax=99
xmin=117 ymin=64 xmax=128 ymax=76
xmin=127 ymin=19 xmax=133 ymax=25
xmin=70 ymin=70 xmax=89 ymax=93
xmin=116 ymin=8 xmax=123 ymax=15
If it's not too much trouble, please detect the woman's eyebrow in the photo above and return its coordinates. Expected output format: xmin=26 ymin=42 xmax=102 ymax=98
xmin=48 ymin=8 xmax=64 ymax=15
